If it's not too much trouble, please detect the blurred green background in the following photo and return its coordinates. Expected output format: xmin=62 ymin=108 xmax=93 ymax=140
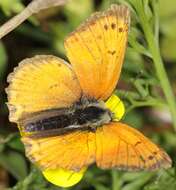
xmin=0 ymin=0 xmax=176 ymax=189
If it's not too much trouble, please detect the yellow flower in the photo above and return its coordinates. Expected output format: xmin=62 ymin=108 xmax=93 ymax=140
xmin=43 ymin=167 xmax=86 ymax=187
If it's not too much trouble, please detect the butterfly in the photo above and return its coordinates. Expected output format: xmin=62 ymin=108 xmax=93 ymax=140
xmin=6 ymin=4 xmax=171 ymax=173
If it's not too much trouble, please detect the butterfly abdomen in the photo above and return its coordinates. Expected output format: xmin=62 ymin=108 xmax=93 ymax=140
xmin=23 ymin=114 xmax=71 ymax=132
xmin=21 ymin=100 xmax=112 ymax=137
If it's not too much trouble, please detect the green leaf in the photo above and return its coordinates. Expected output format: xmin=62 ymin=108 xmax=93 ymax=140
xmin=0 ymin=0 xmax=24 ymax=16
xmin=0 ymin=150 xmax=28 ymax=180
xmin=64 ymin=0 xmax=94 ymax=28
xmin=0 ymin=41 xmax=7 ymax=81
xmin=159 ymin=0 xmax=176 ymax=18
xmin=122 ymin=172 xmax=154 ymax=190
xmin=128 ymin=28 xmax=152 ymax=58
xmin=144 ymin=169 xmax=176 ymax=190
xmin=7 ymin=134 xmax=25 ymax=152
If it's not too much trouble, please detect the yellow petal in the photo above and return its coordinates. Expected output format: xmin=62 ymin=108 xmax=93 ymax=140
xmin=105 ymin=94 xmax=125 ymax=121
xmin=42 ymin=167 xmax=86 ymax=187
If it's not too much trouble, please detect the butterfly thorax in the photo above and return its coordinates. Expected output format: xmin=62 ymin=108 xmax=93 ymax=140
xmin=20 ymin=97 xmax=113 ymax=137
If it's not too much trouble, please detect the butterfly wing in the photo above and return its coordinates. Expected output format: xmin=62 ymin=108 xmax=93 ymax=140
xmin=6 ymin=55 xmax=81 ymax=122
xmin=22 ymin=122 xmax=171 ymax=172
xmin=96 ymin=122 xmax=171 ymax=171
xmin=64 ymin=5 xmax=130 ymax=100
xmin=22 ymin=130 xmax=96 ymax=171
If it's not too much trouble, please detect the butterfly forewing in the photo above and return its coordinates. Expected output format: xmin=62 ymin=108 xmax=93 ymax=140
xmin=65 ymin=5 xmax=130 ymax=100
xmin=6 ymin=55 xmax=81 ymax=122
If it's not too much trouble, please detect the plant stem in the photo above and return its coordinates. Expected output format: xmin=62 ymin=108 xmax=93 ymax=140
xmin=136 ymin=1 xmax=176 ymax=131
xmin=0 ymin=8 xmax=32 ymax=39
xmin=0 ymin=0 xmax=67 ymax=39
xmin=111 ymin=170 xmax=121 ymax=190
xmin=126 ymin=98 xmax=166 ymax=113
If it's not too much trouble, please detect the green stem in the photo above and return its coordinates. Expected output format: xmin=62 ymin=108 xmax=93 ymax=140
xmin=126 ymin=98 xmax=166 ymax=113
xmin=136 ymin=1 xmax=176 ymax=130
xmin=111 ymin=170 xmax=121 ymax=190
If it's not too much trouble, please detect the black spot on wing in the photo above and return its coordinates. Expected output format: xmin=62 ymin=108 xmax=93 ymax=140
xmin=104 ymin=24 xmax=108 ymax=30
xmin=107 ymin=50 xmax=116 ymax=55
xmin=119 ymin=27 xmax=123 ymax=32
xmin=148 ymin=155 xmax=154 ymax=160
xmin=134 ymin=141 xmax=142 ymax=147
xmin=111 ymin=23 xmax=116 ymax=29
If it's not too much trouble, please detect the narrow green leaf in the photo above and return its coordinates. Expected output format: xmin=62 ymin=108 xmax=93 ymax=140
xmin=0 ymin=150 xmax=28 ymax=180
xmin=0 ymin=41 xmax=7 ymax=81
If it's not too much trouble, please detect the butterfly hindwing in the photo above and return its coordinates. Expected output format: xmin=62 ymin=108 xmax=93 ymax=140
xmin=22 ymin=122 xmax=171 ymax=171
xmin=65 ymin=5 xmax=130 ymax=100
xmin=22 ymin=130 xmax=96 ymax=171
xmin=96 ymin=122 xmax=171 ymax=171
xmin=6 ymin=55 xmax=82 ymax=122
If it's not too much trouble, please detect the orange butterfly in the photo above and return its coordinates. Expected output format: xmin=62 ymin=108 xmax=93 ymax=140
xmin=6 ymin=4 xmax=171 ymax=174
